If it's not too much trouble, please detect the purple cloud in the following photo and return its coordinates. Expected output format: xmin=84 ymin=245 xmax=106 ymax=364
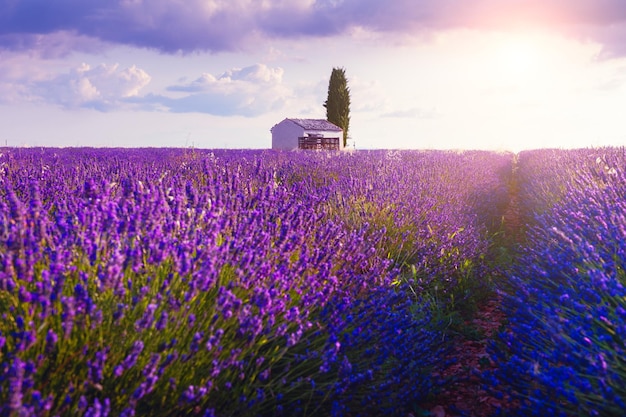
xmin=3 ymin=1 xmax=626 ymax=57
xmin=0 ymin=31 xmax=107 ymax=59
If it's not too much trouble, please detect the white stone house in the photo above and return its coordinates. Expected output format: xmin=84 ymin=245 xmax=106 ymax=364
xmin=271 ymin=118 xmax=344 ymax=150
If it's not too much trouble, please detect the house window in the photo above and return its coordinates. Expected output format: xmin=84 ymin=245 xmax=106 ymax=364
xmin=298 ymin=136 xmax=340 ymax=150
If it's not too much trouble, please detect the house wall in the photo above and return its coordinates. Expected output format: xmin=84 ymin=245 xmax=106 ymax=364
xmin=271 ymin=120 xmax=305 ymax=150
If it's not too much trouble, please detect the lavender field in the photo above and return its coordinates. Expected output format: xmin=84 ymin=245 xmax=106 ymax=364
xmin=1 ymin=147 xmax=625 ymax=416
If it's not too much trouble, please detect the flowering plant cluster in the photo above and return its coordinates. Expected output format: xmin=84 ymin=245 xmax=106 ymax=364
xmin=487 ymin=147 xmax=626 ymax=416
xmin=0 ymin=148 xmax=510 ymax=416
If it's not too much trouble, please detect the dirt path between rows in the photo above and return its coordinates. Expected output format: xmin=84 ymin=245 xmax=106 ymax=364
xmin=419 ymin=297 xmax=509 ymax=417
xmin=419 ymin=161 xmax=522 ymax=417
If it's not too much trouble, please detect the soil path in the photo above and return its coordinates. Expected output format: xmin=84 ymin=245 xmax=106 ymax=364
xmin=419 ymin=159 xmax=521 ymax=417
xmin=422 ymin=298 xmax=508 ymax=417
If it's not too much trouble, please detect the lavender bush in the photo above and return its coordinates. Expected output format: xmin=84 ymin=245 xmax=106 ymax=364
xmin=0 ymin=148 xmax=510 ymax=416
xmin=487 ymin=147 xmax=626 ymax=416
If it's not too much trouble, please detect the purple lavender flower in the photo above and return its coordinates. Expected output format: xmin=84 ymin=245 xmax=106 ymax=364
xmin=8 ymin=358 xmax=25 ymax=413
xmin=155 ymin=310 xmax=168 ymax=331
xmin=88 ymin=348 xmax=108 ymax=384
xmin=114 ymin=340 xmax=144 ymax=377
xmin=135 ymin=303 xmax=157 ymax=331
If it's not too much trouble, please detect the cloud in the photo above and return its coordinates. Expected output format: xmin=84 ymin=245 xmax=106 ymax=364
xmin=137 ymin=63 xmax=292 ymax=116
xmin=34 ymin=63 xmax=151 ymax=110
xmin=0 ymin=52 xmax=49 ymax=102
xmin=2 ymin=59 xmax=291 ymax=115
xmin=0 ymin=31 xmax=107 ymax=59
xmin=595 ymin=65 xmax=626 ymax=91
xmin=168 ymin=64 xmax=284 ymax=93
xmin=0 ymin=81 xmax=28 ymax=103
xmin=2 ymin=1 xmax=626 ymax=57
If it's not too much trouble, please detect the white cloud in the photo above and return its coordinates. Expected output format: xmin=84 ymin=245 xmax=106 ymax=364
xmin=168 ymin=64 xmax=284 ymax=92
xmin=34 ymin=63 xmax=151 ymax=110
xmin=0 ymin=59 xmax=292 ymax=116
xmin=0 ymin=51 xmax=58 ymax=103
xmin=159 ymin=63 xmax=292 ymax=116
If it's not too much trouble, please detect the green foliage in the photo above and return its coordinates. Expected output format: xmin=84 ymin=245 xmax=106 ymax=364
xmin=323 ymin=67 xmax=351 ymax=147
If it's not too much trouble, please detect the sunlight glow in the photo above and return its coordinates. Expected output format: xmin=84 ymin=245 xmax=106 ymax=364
xmin=496 ymin=34 xmax=544 ymax=80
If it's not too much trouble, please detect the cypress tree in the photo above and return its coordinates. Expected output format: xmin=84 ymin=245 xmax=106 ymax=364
xmin=323 ymin=67 xmax=351 ymax=148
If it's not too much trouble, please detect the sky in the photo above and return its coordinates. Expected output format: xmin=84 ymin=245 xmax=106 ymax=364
xmin=2 ymin=1 xmax=626 ymax=151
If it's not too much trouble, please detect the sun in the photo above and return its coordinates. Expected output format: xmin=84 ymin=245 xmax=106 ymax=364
xmin=504 ymin=40 xmax=536 ymax=73
xmin=499 ymin=35 xmax=542 ymax=79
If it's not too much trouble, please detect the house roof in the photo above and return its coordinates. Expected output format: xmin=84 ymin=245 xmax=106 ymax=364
xmin=287 ymin=118 xmax=342 ymax=131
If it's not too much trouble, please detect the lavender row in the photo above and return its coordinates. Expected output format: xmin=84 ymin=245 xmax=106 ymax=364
xmin=274 ymin=149 xmax=512 ymax=296
xmin=487 ymin=147 xmax=626 ymax=416
xmin=515 ymin=148 xmax=625 ymax=227
xmin=0 ymin=148 xmax=511 ymax=416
